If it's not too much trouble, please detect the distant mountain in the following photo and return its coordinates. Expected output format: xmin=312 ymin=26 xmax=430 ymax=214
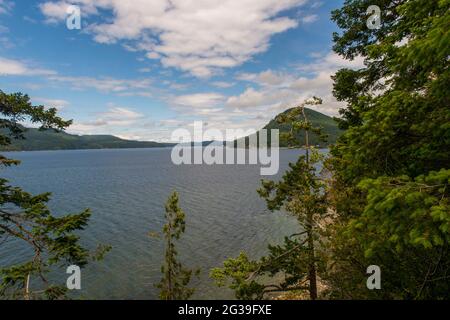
xmin=0 ymin=127 xmax=175 ymax=151
xmin=237 ymin=107 xmax=343 ymax=148
xmin=0 ymin=108 xmax=342 ymax=152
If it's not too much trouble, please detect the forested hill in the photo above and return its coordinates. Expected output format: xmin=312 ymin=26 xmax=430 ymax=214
xmin=266 ymin=107 xmax=342 ymax=147
xmin=238 ymin=107 xmax=343 ymax=148
xmin=0 ymin=127 xmax=175 ymax=151
xmin=0 ymin=108 xmax=341 ymax=151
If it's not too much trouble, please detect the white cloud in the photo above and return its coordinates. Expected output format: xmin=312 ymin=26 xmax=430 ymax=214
xmin=226 ymin=51 xmax=365 ymax=117
xmin=310 ymin=1 xmax=323 ymax=9
xmin=166 ymin=81 xmax=189 ymax=91
xmin=100 ymin=107 xmax=144 ymax=123
xmin=33 ymin=97 xmax=70 ymax=110
xmin=146 ymin=52 xmax=160 ymax=60
xmin=0 ymin=57 xmax=156 ymax=97
xmin=0 ymin=24 xmax=13 ymax=49
xmin=69 ymin=106 xmax=145 ymax=134
xmin=297 ymin=52 xmax=365 ymax=73
xmin=0 ymin=36 xmax=13 ymax=49
xmin=0 ymin=57 xmax=56 ymax=76
xmin=0 ymin=0 xmax=13 ymax=15
xmin=302 ymin=14 xmax=318 ymax=24
xmin=237 ymin=70 xmax=291 ymax=86
xmin=227 ymin=87 xmax=269 ymax=109
xmin=39 ymin=0 xmax=98 ymax=23
xmin=138 ymin=67 xmax=152 ymax=73
xmin=40 ymin=0 xmax=309 ymax=77
xmin=47 ymin=75 xmax=153 ymax=94
xmin=152 ymin=50 xmax=365 ymax=141
xmin=172 ymin=93 xmax=225 ymax=109
xmin=39 ymin=1 xmax=69 ymax=23
xmin=0 ymin=57 xmax=27 ymax=75
xmin=212 ymin=81 xmax=235 ymax=88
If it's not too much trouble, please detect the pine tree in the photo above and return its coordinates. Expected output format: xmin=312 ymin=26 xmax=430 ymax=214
xmin=212 ymin=98 xmax=330 ymax=300
xmin=156 ymin=192 xmax=198 ymax=300
xmin=258 ymin=97 xmax=328 ymax=300
xmin=0 ymin=90 xmax=109 ymax=299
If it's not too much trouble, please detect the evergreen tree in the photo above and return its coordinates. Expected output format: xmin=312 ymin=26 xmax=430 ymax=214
xmin=156 ymin=192 xmax=198 ymax=300
xmin=325 ymin=0 xmax=449 ymax=299
xmin=0 ymin=90 xmax=109 ymax=299
xmin=212 ymin=98 xmax=330 ymax=300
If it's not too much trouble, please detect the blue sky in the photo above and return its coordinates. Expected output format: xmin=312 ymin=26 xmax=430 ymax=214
xmin=0 ymin=0 xmax=363 ymax=142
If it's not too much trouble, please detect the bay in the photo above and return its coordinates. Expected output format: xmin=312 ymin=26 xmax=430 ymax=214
xmin=0 ymin=148 xmax=306 ymax=299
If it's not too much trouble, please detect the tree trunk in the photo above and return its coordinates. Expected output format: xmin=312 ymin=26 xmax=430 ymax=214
xmin=24 ymin=273 xmax=31 ymax=300
xmin=302 ymin=106 xmax=310 ymax=163
xmin=302 ymin=105 xmax=317 ymax=300
xmin=306 ymin=216 xmax=318 ymax=300
xmin=167 ymin=224 xmax=173 ymax=300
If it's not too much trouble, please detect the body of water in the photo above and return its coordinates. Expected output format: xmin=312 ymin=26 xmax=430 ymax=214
xmin=0 ymin=148 xmax=306 ymax=299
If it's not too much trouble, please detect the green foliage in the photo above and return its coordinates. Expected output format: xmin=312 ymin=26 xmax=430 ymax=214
xmin=211 ymin=252 xmax=265 ymax=300
xmin=0 ymin=89 xmax=172 ymax=152
xmin=265 ymin=106 xmax=341 ymax=148
xmin=0 ymin=90 xmax=70 ymax=166
xmin=0 ymin=125 xmax=174 ymax=151
xmin=211 ymin=236 xmax=316 ymax=300
xmin=355 ymin=169 xmax=450 ymax=254
xmin=259 ymin=151 xmax=327 ymax=218
xmin=326 ymin=0 xmax=450 ymax=299
xmin=213 ymin=98 xmax=330 ymax=300
xmin=237 ymin=106 xmax=343 ymax=148
xmin=156 ymin=192 xmax=199 ymax=300
xmin=0 ymin=90 xmax=108 ymax=299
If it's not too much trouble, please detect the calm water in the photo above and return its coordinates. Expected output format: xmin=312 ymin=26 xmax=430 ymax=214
xmin=0 ymin=148 xmax=306 ymax=299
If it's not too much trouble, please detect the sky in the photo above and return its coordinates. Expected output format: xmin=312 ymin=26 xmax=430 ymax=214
xmin=0 ymin=0 xmax=364 ymax=142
